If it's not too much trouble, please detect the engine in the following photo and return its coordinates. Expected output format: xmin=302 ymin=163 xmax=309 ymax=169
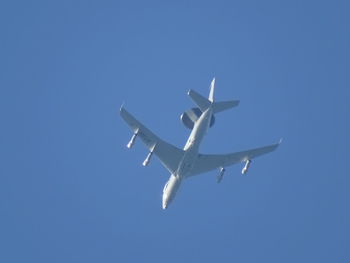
xmin=242 ymin=160 xmax=251 ymax=175
xmin=142 ymin=151 xmax=153 ymax=166
xmin=180 ymin=107 xmax=215 ymax=130
xmin=127 ymin=131 xmax=138 ymax=148
xmin=217 ymin=167 xmax=225 ymax=183
xmin=142 ymin=144 xmax=156 ymax=166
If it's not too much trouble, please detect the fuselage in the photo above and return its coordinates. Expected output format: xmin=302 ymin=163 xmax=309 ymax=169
xmin=162 ymin=106 xmax=213 ymax=209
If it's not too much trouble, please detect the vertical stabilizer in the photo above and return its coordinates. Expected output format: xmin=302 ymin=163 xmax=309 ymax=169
xmin=188 ymin=78 xmax=239 ymax=113
xmin=209 ymin=77 xmax=215 ymax=102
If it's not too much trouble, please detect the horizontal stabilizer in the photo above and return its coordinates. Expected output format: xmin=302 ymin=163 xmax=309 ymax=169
xmin=188 ymin=89 xmax=210 ymax=112
xmin=213 ymin=100 xmax=240 ymax=114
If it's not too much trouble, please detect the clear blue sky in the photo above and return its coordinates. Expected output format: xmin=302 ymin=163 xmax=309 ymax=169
xmin=1 ymin=1 xmax=349 ymax=262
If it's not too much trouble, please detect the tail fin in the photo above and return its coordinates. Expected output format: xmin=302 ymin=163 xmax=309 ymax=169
xmin=188 ymin=78 xmax=239 ymax=113
xmin=209 ymin=78 xmax=215 ymax=102
xmin=187 ymin=77 xmax=216 ymax=111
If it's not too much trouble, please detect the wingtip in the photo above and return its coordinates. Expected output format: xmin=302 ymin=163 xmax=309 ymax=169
xmin=278 ymin=138 xmax=283 ymax=144
xmin=120 ymin=102 xmax=125 ymax=112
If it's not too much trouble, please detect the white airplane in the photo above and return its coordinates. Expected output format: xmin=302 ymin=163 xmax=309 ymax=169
xmin=120 ymin=78 xmax=281 ymax=209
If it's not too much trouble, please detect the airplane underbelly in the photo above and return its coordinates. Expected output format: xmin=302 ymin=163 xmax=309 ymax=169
xmin=179 ymin=162 xmax=192 ymax=176
xmin=177 ymin=149 xmax=197 ymax=177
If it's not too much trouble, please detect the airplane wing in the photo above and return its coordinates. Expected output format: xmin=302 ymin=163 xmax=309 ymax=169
xmin=189 ymin=142 xmax=281 ymax=176
xmin=120 ymin=106 xmax=185 ymax=174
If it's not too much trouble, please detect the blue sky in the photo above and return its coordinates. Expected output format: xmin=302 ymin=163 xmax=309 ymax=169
xmin=1 ymin=0 xmax=349 ymax=262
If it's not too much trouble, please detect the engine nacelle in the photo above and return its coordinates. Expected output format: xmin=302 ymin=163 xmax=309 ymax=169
xmin=142 ymin=152 xmax=153 ymax=166
xmin=242 ymin=160 xmax=251 ymax=175
xmin=180 ymin=107 xmax=215 ymax=130
xmin=127 ymin=131 xmax=138 ymax=149
xmin=142 ymin=144 xmax=156 ymax=166
xmin=217 ymin=167 xmax=225 ymax=183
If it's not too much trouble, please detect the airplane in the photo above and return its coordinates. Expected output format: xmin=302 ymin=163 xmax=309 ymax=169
xmin=120 ymin=78 xmax=281 ymax=209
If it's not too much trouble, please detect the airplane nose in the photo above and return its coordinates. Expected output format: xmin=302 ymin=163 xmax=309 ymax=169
xmin=162 ymin=193 xmax=168 ymax=209
xmin=162 ymin=197 xmax=168 ymax=209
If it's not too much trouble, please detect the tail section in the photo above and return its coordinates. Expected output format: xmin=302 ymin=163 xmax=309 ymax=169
xmin=187 ymin=77 xmax=216 ymax=111
xmin=209 ymin=78 xmax=215 ymax=102
xmin=187 ymin=89 xmax=211 ymax=112
xmin=188 ymin=78 xmax=239 ymax=113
